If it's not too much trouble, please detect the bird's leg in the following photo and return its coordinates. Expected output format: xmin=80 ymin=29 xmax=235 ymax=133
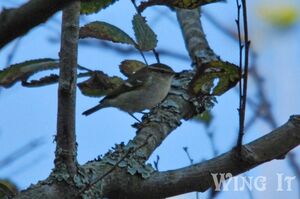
xmin=138 ymin=111 xmax=151 ymax=121
xmin=128 ymin=113 xmax=141 ymax=123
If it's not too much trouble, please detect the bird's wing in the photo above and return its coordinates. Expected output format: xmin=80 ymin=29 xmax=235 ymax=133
xmin=103 ymin=68 xmax=148 ymax=100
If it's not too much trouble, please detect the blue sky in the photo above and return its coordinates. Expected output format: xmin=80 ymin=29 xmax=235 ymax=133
xmin=0 ymin=0 xmax=300 ymax=198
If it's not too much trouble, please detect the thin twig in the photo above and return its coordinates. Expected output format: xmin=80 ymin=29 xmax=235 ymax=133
xmin=5 ymin=37 xmax=23 ymax=66
xmin=7 ymin=153 xmax=46 ymax=176
xmin=202 ymin=10 xmax=238 ymax=41
xmin=287 ymin=152 xmax=300 ymax=199
xmin=0 ymin=137 xmax=45 ymax=169
xmin=182 ymin=147 xmax=199 ymax=199
xmin=236 ymin=0 xmax=250 ymax=150
xmin=202 ymin=4 xmax=299 ymax=198
xmin=183 ymin=147 xmax=193 ymax=165
xmin=205 ymin=128 xmax=219 ymax=199
xmin=49 ymin=37 xmax=190 ymax=61
xmin=236 ymin=0 xmax=243 ymax=150
xmin=153 ymin=155 xmax=160 ymax=171
xmin=249 ymin=53 xmax=300 ymax=199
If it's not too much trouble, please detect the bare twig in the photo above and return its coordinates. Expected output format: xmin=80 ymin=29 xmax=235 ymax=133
xmin=236 ymin=0 xmax=251 ymax=150
xmin=202 ymin=10 xmax=238 ymax=41
xmin=183 ymin=146 xmax=193 ymax=165
xmin=205 ymin=129 xmax=219 ymax=199
xmin=153 ymin=155 xmax=160 ymax=171
xmin=5 ymin=37 xmax=23 ymax=66
xmin=7 ymin=153 xmax=46 ymax=176
xmin=54 ymin=1 xmax=80 ymax=176
xmin=249 ymin=53 xmax=300 ymax=199
xmin=182 ymin=147 xmax=199 ymax=199
xmin=206 ymin=130 xmax=218 ymax=157
xmin=79 ymin=135 xmax=152 ymax=196
xmin=287 ymin=152 xmax=300 ymax=199
xmin=77 ymin=39 xmax=188 ymax=62
xmin=236 ymin=0 xmax=244 ymax=149
xmin=0 ymin=137 xmax=45 ymax=169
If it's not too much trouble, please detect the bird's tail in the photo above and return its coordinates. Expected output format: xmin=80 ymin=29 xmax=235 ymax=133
xmin=82 ymin=103 xmax=107 ymax=116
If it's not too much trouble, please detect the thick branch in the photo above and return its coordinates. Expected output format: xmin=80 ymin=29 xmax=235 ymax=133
xmin=132 ymin=89 xmax=194 ymax=160
xmin=54 ymin=1 xmax=80 ymax=176
xmin=15 ymin=115 xmax=300 ymax=199
xmin=126 ymin=115 xmax=300 ymax=198
xmin=0 ymin=0 xmax=76 ymax=49
xmin=176 ymin=8 xmax=219 ymax=63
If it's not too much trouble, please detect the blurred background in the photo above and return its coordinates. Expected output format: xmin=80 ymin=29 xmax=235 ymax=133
xmin=0 ymin=0 xmax=300 ymax=198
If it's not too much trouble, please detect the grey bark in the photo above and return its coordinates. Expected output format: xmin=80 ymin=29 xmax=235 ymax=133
xmin=0 ymin=0 xmax=77 ymax=48
xmin=54 ymin=1 xmax=80 ymax=177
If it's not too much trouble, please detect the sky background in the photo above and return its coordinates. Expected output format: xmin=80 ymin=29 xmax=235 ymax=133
xmin=0 ymin=0 xmax=300 ymax=198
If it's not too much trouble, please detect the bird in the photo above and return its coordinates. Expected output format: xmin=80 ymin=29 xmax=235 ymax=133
xmin=82 ymin=63 xmax=175 ymax=121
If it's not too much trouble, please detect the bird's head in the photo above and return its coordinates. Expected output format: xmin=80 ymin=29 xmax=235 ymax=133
xmin=148 ymin=63 xmax=175 ymax=76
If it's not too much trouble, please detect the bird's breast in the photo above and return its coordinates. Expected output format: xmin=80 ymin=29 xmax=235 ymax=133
xmin=108 ymin=77 xmax=172 ymax=113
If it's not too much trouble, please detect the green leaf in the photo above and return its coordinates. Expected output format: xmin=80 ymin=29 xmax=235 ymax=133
xmin=79 ymin=21 xmax=136 ymax=46
xmin=119 ymin=60 xmax=146 ymax=77
xmin=138 ymin=0 xmax=223 ymax=12
xmin=0 ymin=59 xmax=59 ymax=88
xmin=132 ymin=14 xmax=158 ymax=51
xmin=80 ymin=0 xmax=119 ymax=15
xmin=78 ymin=71 xmax=124 ymax=97
xmin=189 ymin=61 xmax=240 ymax=96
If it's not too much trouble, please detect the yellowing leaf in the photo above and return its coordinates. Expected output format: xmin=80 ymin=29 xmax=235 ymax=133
xmin=0 ymin=59 xmax=90 ymax=88
xmin=0 ymin=59 xmax=59 ymax=88
xmin=258 ymin=4 xmax=299 ymax=28
xmin=138 ymin=0 xmax=223 ymax=12
xmin=81 ymin=0 xmax=119 ymax=15
xmin=119 ymin=60 xmax=146 ymax=77
xmin=79 ymin=21 xmax=136 ymax=46
xmin=189 ymin=61 xmax=239 ymax=96
xmin=78 ymin=71 xmax=124 ymax=97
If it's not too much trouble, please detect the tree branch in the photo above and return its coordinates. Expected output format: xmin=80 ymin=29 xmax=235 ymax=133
xmin=0 ymin=0 xmax=76 ymax=49
xmin=131 ymin=88 xmax=194 ymax=160
xmin=236 ymin=0 xmax=251 ymax=150
xmin=0 ymin=137 xmax=44 ymax=169
xmin=15 ymin=115 xmax=300 ymax=199
xmin=127 ymin=115 xmax=300 ymax=198
xmin=176 ymin=8 xmax=219 ymax=63
xmin=54 ymin=1 xmax=80 ymax=176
